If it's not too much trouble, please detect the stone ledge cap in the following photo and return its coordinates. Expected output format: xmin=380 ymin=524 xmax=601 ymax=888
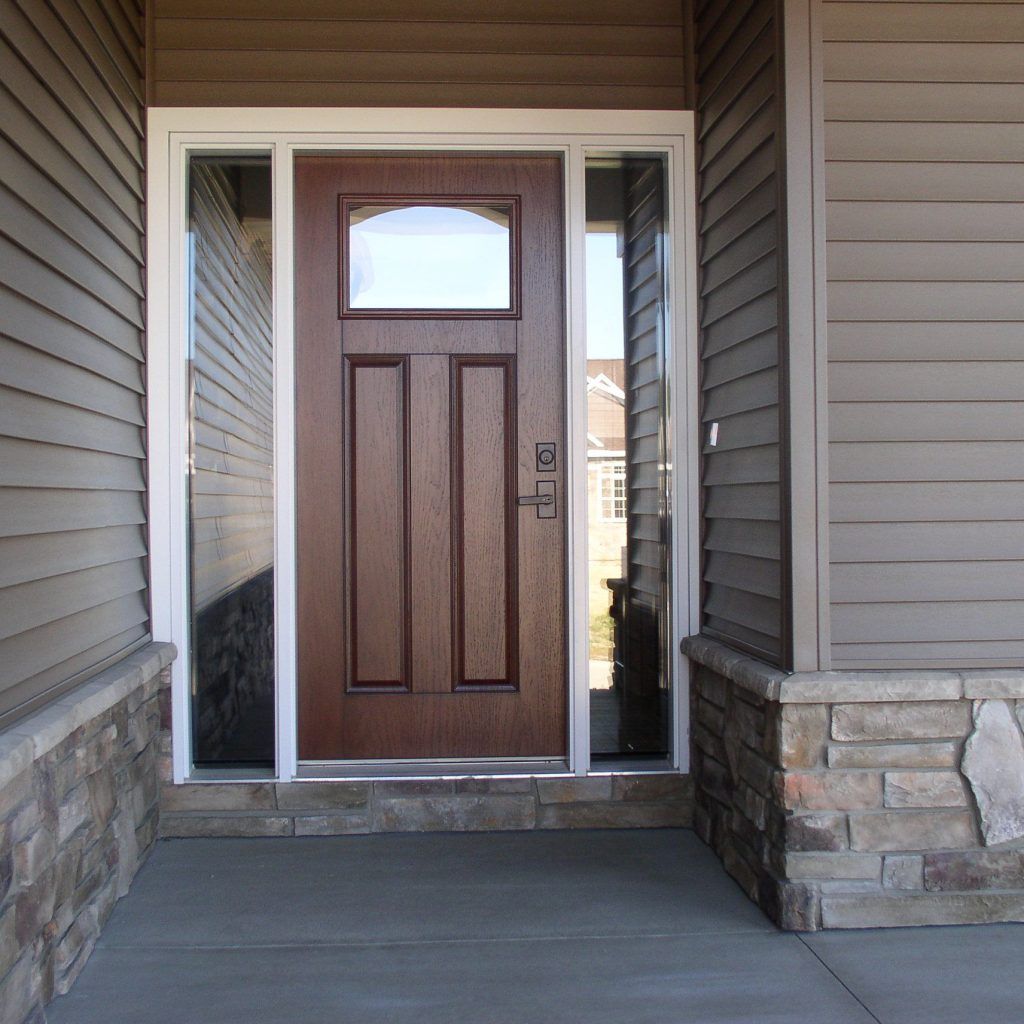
xmin=681 ymin=636 xmax=785 ymax=700
xmin=683 ymin=635 xmax=1024 ymax=704
xmin=0 ymin=641 xmax=176 ymax=774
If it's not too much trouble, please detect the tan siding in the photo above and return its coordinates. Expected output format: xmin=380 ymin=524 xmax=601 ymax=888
xmin=695 ymin=0 xmax=783 ymax=665
xmin=0 ymin=0 xmax=148 ymax=727
xmin=149 ymin=0 xmax=686 ymax=108
xmin=823 ymin=12 xmax=1024 ymax=671
xmin=824 ymin=0 xmax=1024 ymax=669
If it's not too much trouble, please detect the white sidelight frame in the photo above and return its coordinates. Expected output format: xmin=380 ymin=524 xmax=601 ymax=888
xmin=147 ymin=108 xmax=700 ymax=784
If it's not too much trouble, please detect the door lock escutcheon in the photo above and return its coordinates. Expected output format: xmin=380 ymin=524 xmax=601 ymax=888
xmin=536 ymin=442 xmax=556 ymax=472
xmin=517 ymin=480 xmax=556 ymax=519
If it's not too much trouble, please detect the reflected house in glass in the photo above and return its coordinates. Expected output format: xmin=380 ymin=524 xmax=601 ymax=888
xmin=585 ymin=362 xmax=627 ymax=749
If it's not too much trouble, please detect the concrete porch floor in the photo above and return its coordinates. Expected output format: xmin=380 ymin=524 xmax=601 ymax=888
xmin=47 ymin=829 xmax=1024 ymax=1024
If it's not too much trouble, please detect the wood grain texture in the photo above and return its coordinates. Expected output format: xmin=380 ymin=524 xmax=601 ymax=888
xmin=452 ymin=357 xmax=517 ymax=688
xmin=296 ymin=153 xmax=565 ymax=760
xmin=346 ymin=357 xmax=411 ymax=690
xmin=409 ymin=355 xmax=453 ymax=694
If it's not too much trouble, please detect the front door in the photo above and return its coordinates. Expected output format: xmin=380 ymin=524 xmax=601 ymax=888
xmin=295 ymin=154 xmax=566 ymax=761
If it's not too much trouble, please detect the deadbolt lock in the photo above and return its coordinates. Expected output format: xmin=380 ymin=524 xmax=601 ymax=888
xmin=536 ymin=442 xmax=556 ymax=472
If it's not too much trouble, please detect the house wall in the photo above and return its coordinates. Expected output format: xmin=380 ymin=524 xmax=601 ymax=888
xmin=692 ymin=0 xmax=785 ymax=666
xmin=148 ymin=0 xmax=688 ymax=109
xmin=0 ymin=0 xmax=150 ymax=729
xmin=822 ymin=0 xmax=1024 ymax=668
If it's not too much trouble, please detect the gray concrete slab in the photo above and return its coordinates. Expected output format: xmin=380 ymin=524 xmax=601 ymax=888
xmin=803 ymin=924 xmax=1024 ymax=1024
xmin=48 ymin=933 xmax=874 ymax=1024
xmin=96 ymin=829 xmax=773 ymax=947
xmin=44 ymin=829 xmax=1024 ymax=1023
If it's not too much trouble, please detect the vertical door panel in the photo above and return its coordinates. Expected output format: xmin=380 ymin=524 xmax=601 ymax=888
xmin=453 ymin=357 xmax=517 ymax=689
xmin=346 ymin=357 xmax=410 ymax=690
xmin=409 ymin=354 xmax=453 ymax=694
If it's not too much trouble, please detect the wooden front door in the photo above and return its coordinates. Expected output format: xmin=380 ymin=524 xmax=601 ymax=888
xmin=295 ymin=154 xmax=566 ymax=761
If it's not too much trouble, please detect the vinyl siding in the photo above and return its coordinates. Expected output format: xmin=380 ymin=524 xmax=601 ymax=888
xmin=622 ymin=160 xmax=671 ymax=698
xmin=694 ymin=0 xmax=784 ymax=664
xmin=149 ymin=0 xmax=687 ymax=108
xmin=823 ymin=1 xmax=1024 ymax=667
xmin=0 ymin=0 xmax=148 ymax=726
xmin=188 ymin=164 xmax=274 ymax=612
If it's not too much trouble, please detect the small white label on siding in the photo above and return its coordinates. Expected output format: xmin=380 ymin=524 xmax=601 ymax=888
xmin=708 ymin=422 xmax=719 ymax=447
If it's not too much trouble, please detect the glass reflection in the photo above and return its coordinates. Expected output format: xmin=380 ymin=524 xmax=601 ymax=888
xmin=187 ymin=155 xmax=275 ymax=768
xmin=585 ymin=157 xmax=671 ymax=764
xmin=347 ymin=203 xmax=512 ymax=310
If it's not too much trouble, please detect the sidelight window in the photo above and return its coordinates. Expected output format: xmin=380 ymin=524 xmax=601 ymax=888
xmin=186 ymin=154 xmax=275 ymax=768
xmin=584 ymin=155 xmax=673 ymax=766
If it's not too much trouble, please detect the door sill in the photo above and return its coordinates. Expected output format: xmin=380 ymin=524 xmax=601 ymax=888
xmin=296 ymin=758 xmax=569 ymax=780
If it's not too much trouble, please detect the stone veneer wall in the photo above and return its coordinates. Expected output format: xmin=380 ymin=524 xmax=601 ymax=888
xmin=686 ymin=636 xmax=1024 ymax=930
xmin=160 ymin=774 xmax=693 ymax=837
xmin=0 ymin=644 xmax=175 ymax=1024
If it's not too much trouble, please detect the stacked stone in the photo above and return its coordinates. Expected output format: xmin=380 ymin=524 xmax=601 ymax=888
xmin=690 ymin=666 xmax=789 ymax=918
xmin=0 ymin=651 xmax=172 ymax=1024
xmin=786 ymin=695 xmax=1024 ymax=928
xmin=686 ymin=636 xmax=1024 ymax=930
xmin=159 ymin=774 xmax=694 ymax=837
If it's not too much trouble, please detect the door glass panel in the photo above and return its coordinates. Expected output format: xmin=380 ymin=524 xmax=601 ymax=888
xmin=344 ymin=201 xmax=514 ymax=312
xmin=585 ymin=156 xmax=672 ymax=765
xmin=187 ymin=154 xmax=275 ymax=768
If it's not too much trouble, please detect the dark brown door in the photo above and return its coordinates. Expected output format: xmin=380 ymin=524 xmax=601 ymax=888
xmin=295 ymin=154 xmax=566 ymax=761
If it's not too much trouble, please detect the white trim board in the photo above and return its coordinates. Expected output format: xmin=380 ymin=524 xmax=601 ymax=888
xmin=146 ymin=108 xmax=699 ymax=783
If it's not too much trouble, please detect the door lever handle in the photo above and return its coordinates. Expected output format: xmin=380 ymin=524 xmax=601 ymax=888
xmin=518 ymin=481 xmax=556 ymax=519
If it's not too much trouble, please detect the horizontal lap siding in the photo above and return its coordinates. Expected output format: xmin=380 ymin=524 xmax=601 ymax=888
xmin=824 ymin=1 xmax=1024 ymax=668
xmin=694 ymin=0 xmax=784 ymax=665
xmin=0 ymin=0 xmax=148 ymax=725
xmin=188 ymin=165 xmax=274 ymax=610
xmin=149 ymin=0 xmax=686 ymax=108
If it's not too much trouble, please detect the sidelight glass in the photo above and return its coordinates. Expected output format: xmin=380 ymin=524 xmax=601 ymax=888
xmin=186 ymin=154 xmax=275 ymax=768
xmin=344 ymin=201 xmax=514 ymax=312
xmin=584 ymin=155 xmax=672 ymax=765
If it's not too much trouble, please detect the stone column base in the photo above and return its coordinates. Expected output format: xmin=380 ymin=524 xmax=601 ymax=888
xmin=684 ymin=636 xmax=1024 ymax=930
xmin=0 ymin=642 xmax=176 ymax=1024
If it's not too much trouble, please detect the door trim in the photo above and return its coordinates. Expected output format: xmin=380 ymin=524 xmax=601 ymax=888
xmin=147 ymin=108 xmax=700 ymax=784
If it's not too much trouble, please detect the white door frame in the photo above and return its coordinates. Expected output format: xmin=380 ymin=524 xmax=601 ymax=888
xmin=146 ymin=108 xmax=700 ymax=784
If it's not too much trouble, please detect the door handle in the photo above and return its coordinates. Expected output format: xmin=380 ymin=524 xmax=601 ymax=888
xmin=518 ymin=481 xmax=556 ymax=519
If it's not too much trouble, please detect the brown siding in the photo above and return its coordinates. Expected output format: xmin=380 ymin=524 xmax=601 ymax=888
xmin=0 ymin=0 xmax=148 ymax=726
xmin=823 ymin=1 xmax=1024 ymax=667
xmin=149 ymin=0 xmax=686 ymax=108
xmin=694 ymin=0 xmax=784 ymax=664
